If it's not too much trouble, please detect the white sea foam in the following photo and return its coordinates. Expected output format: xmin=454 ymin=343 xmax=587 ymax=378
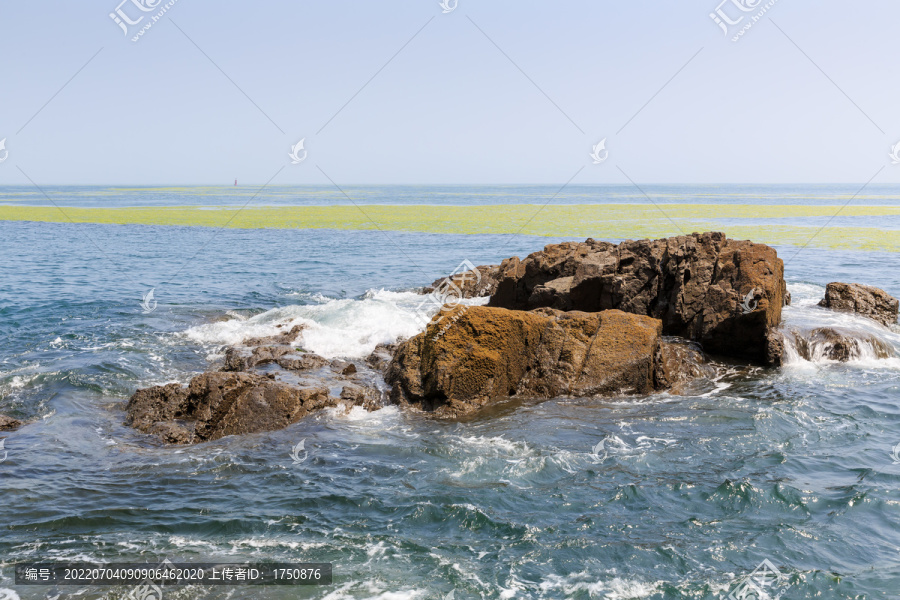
xmin=325 ymin=405 xmax=400 ymax=423
xmin=320 ymin=582 xmax=425 ymax=600
xmin=540 ymin=572 xmax=661 ymax=599
xmin=181 ymin=289 xmax=487 ymax=359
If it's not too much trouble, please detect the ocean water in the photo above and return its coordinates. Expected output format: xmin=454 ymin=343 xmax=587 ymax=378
xmin=1 ymin=187 xmax=900 ymax=599
xmin=1 ymin=183 xmax=900 ymax=208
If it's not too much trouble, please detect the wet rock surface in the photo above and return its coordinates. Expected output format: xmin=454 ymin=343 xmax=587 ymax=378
xmin=818 ymin=282 xmax=899 ymax=327
xmin=654 ymin=337 xmax=718 ymax=393
xmin=487 ymin=232 xmax=786 ymax=364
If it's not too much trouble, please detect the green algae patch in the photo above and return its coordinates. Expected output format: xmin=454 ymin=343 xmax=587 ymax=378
xmin=1 ymin=204 xmax=898 ymax=251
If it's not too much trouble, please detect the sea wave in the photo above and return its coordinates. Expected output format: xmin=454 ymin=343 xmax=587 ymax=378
xmin=180 ymin=289 xmax=488 ymax=359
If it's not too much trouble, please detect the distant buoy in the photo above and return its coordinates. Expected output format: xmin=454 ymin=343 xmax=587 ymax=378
xmin=234 ymin=179 xmax=238 ymax=186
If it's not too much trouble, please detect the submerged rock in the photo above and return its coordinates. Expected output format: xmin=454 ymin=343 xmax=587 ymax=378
xmin=487 ymin=232 xmax=786 ymax=365
xmin=242 ymin=324 xmax=306 ymax=347
xmin=818 ymin=282 xmax=899 ymax=327
xmin=0 ymin=415 xmax=22 ymax=431
xmin=788 ymin=327 xmax=895 ymax=362
xmin=386 ymin=305 xmax=705 ymax=418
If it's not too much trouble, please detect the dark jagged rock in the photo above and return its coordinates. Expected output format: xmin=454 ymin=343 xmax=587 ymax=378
xmin=766 ymin=331 xmax=786 ymax=367
xmin=0 ymin=415 xmax=23 ymax=431
xmin=386 ymin=305 xmax=706 ymax=418
xmin=488 ymin=232 xmax=786 ymax=364
xmin=423 ymin=265 xmax=501 ymax=299
xmin=818 ymin=282 xmax=899 ymax=327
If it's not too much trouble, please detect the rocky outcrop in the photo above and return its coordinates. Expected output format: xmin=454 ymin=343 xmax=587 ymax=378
xmin=126 ymin=372 xmax=344 ymax=444
xmin=423 ymin=265 xmax=501 ymax=299
xmin=127 ymin=327 xmax=386 ymax=444
xmin=818 ymin=282 xmax=899 ymax=327
xmin=488 ymin=232 xmax=785 ymax=364
xmin=386 ymin=305 xmax=706 ymax=418
xmin=0 ymin=415 xmax=22 ymax=431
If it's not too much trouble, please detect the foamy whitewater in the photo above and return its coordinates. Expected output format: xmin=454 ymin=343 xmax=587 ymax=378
xmin=2 ymin=221 xmax=899 ymax=599
xmin=182 ymin=290 xmax=489 ymax=360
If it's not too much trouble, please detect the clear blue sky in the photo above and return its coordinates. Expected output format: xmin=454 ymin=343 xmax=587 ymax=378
xmin=0 ymin=0 xmax=897 ymax=185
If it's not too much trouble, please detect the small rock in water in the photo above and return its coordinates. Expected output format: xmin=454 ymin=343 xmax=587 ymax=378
xmin=818 ymin=282 xmax=899 ymax=327
xmin=790 ymin=327 xmax=895 ymax=362
xmin=0 ymin=415 xmax=22 ymax=431
xmin=242 ymin=324 xmax=306 ymax=347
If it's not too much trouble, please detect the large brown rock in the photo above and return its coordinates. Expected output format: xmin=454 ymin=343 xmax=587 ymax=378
xmin=488 ymin=232 xmax=785 ymax=364
xmin=386 ymin=305 xmax=672 ymax=418
xmin=126 ymin=372 xmax=342 ymax=444
xmin=818 ymin=282 xmax=899 ymax=327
